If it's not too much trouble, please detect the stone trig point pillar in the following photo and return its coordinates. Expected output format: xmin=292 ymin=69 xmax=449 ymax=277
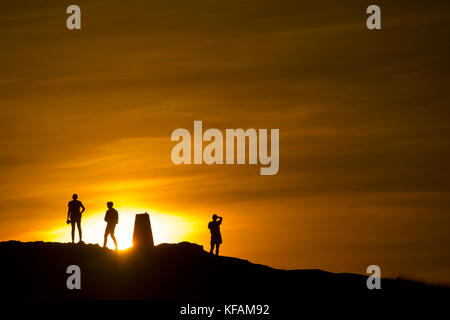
xmin=132 ymin=213 xmax=154 ymax=248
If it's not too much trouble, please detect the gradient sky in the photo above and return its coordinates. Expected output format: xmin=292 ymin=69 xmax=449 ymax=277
xmin=1 ymin=0 xmax=450 ymax=282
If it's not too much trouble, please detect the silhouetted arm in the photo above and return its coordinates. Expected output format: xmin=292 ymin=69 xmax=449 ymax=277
xmin=218 ymin=217 xmax=223 ymax=225
xmin=67 ymin=205 xmax=71 ymax=221
xmin=80 ymin=202 xmax=85 ymax=214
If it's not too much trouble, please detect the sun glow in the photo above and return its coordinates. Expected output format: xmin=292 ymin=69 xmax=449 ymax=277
xmin=48 ymin=208 xmax=198 ymax=250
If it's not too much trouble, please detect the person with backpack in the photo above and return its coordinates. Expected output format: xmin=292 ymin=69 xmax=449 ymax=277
xmin=103 ymin=201 xmax=119 ymax=250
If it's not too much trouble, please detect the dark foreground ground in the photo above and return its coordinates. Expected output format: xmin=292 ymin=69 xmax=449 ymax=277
xmin=0 ymin=241 xmax=448 ymax=317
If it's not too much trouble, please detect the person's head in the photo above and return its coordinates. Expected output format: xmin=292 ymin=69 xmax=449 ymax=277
xmin=212 ymin=214 xmax=218 ymax=221
xmin=107 ymin=201 xmax=113 ymax=209
xmin=72 ymin=194 xmax=78 ymax=200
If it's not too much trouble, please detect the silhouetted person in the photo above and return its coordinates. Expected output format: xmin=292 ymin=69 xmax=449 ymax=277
xmin=67 ymin=194 xmax=85 ymax=243
xmin=103 ymin=201 xmax=118 ymax=250
xmin=208 ymin=214 xmax=223 ymax=255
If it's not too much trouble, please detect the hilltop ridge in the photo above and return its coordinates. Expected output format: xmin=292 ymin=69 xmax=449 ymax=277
xmin=0 ymin=240 xmax=447 ymax=305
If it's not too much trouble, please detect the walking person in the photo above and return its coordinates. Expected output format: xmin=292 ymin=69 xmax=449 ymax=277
xmin=103 ymin=201 xmax=119 ymax=250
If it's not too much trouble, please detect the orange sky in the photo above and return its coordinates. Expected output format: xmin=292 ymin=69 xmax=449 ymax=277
xmin=1 ymin=0 xmax=450 ymax=282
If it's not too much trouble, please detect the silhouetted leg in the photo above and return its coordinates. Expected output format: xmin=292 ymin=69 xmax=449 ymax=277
xmin=111 ymin=231 xmax=118 ymax=250
xmin=215 ymin=243 xmax=220 ymax=256
xmin=76 ymin=220 xmax=82 ymax=242
xmin=103 ymin=230 xmax=108 ymax=248
xmin=210 ymin=240 xmax=214 ymax=254
xmin=71 ymin=221 xmax=75 ymax=243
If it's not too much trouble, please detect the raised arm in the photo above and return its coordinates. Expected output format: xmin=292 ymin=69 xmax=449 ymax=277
xmin=218 ymin=216 xmax=223 ymax=225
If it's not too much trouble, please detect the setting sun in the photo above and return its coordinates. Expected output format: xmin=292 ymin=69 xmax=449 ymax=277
xmin=47 ymin=208 xmax=200 ymax=250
